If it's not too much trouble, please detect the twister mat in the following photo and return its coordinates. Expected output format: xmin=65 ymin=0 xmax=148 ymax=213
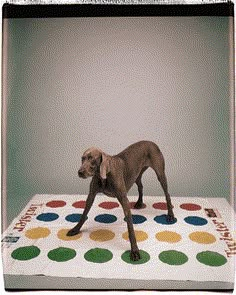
xmin=2 ymin=194 xmax=235 ymax=289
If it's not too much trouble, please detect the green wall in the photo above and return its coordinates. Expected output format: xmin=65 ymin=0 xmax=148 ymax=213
xmin=3 ymin=17 xmax=232 ymax=226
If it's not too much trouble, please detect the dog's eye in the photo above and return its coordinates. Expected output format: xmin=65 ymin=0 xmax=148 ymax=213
xmin=81 ymin=156 xmax=85 ymax=162
xmin=88 ymin=155 xmax=92 ymax=160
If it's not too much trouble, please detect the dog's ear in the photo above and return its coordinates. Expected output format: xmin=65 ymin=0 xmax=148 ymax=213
xmin=100 ymin=153 xmax=111 ymax=179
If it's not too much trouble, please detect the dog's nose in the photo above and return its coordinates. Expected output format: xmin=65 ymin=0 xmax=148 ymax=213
xmin=78 ymin=170 xmax=85 ymax=178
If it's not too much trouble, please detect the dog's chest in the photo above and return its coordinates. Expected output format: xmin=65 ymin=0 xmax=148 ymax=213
xmin=98 ymin=179 xmax=116 ymax=198
xmin=102 ymin=190 xmax=116 ymax=198
xmin=101 ymin=185 xmax=116 ymax=198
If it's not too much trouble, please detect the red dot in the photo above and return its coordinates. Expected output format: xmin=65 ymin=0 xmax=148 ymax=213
xmin=99 ymin=202 xmax=119 ymax=209
xmin=180 ymin=203 xmax=202 ymax=211
xmin=153 ymin=202 xmax=168 ymax=210
xmin=72 ymin=201 xmax=86 ymax=209
xmin=129 ymin=202 xmax=147 ymax=209
xmin=46 ymin=200 xmax=66 ymax=208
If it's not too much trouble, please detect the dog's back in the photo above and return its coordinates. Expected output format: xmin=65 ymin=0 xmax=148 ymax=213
xmin=114 ymin=141 xmax=163 ymax=190
xmin=116 ymin=140 xmax=161 ymax=164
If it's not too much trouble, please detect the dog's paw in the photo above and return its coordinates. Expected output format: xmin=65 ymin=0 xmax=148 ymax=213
xmin=134 ymin=202 xmax=143 ymax=209
xmin=67 ymin=228 xmax=80 ymax=237
xmin=130 ymin=250 xmax=141 ymax=261
xmin=166 ymin=214 xmax=175 ymax=223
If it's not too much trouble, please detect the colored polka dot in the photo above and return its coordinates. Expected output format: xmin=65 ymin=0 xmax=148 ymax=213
xmin=122 ymin=230 xmax=148 ymax=242
xmin=159 ymin=250 xmax=188 ymax=265
xmin=25 ymin=227 xmax=51 ymax=239
xmin=189 ymin=231 xmax=216 ymax=244
xmin=48 ymin=247 xmax=76 ymax=262
xmin=129 ymin=202 xmax=147 ymax=209
xmin=184 ymin=216 xmax=208 ymax=226
xmin=99 ymin=201 xmax=119 ymax=209
xmin=72 ymin=200 xmax=86 ymax=209
xmin=132 ymin=215 xmax=147 ymax=224
xmin=124 ymin=215 xmax=147 ymax=224
xmin=36 ymin=213 xmax=59 ymax=222
xmin=121 ymin=250 xmax=150 ymax=264
xmin=46 ymin=200 xmax=66 ymax=208
xmin=196 ymin=251 xmax=227 ymax=267
xmin=65 ymin=214 xmax=87 ymax=223
xmin=154 ymin=214 xmax=177 ymax=225
xmin=156 ymin=231 xmax=182 ymax=243
xmin=95 ymin=214 xmax=117 ymax=224
xmin=84 ymin=248 xmax=113 ymax=263
xmin=90 ymin=229 xmax=115 ymax=242
xmin=180 ymin=203 xmax=202 ymax=211
xmin=153 ymin=202 xmax=168 ymax=210
xmin=57 ymin=228 xmax=82 ymax=241
xmin=11 ymin=246 xmax=40 ymax=261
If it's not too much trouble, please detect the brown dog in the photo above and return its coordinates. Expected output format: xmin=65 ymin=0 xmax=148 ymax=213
xmin=67 ymin=140 xmax=174 ymax=261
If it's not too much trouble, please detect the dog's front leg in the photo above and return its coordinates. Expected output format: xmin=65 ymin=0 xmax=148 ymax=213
xmin=118 ymin=194 xmax=140 ymax=261
xmin=67 ymin=177 xmax=98 ymax=237
xmin=67 ymin=192 xmax=96 ymax=236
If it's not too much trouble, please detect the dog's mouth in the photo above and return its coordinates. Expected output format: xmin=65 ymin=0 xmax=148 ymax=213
xmin=78 ymin=170 xmax=94 ymax=179
xmin=78 ymin=171 xmax=87 ymax=178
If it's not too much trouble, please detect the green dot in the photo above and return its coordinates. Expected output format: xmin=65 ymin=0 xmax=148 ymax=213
xmin=197 ymin=251 xmax=227 ymax=267
xmin=159 ymin=250 xmax=188 ymax=265
xmin=84 ymin=248 xmax=113 ymax=263
xmin=121 ymin=250 xmax=150 ymax=265
xmin=11 ymin=246 xmax=40 ymax=261
xmin=48 ymin=247 xmax=76 ymax=262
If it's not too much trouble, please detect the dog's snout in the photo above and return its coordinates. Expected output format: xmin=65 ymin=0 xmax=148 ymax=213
xmin=78 ymin=169 xmax=85 ymax=178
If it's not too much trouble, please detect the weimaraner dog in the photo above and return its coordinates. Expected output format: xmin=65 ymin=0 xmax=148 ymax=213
xmin=67 ymin=140 xmax=174 ymax=261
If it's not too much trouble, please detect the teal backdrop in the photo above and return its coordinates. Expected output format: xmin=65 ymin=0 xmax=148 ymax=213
xmin=3 ymin=16 xmax=232 ymax=227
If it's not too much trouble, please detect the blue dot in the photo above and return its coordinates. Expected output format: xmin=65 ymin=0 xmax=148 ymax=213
xmin=154 ymin=214 xmax=177 ymax=225
xmin=95 ymin=214 xmax=117 ymax=224
xmin=66 ymin=214 xmax=87 ymax=223
xmin=184 ymin=216 xmax=208 ymax=226
xmin=37 ymin=213 xmax=59 ymax=222
xmin=124 ymin=215 xmax=147 ymax=224
xmin=132 ymin=215 xmax=147 ymax=224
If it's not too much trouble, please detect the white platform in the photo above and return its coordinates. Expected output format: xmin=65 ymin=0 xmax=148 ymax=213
xmin=2 ymin=195 xmax=235 ymax=291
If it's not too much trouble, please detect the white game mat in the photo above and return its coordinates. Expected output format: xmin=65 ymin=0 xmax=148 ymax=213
xmin=2 ymin=194 xmax=235 ymax=290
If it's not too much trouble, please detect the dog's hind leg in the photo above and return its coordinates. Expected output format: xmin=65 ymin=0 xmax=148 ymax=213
xmin=156 ymin=171 xmax=174 ymax=221
xmin=134 ymin=167 xmax=148 ymax=209
xmin=150 ymin=153 xmax=175 ymax=222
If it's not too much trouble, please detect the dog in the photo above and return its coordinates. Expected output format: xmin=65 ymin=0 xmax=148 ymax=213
xmin=67 ymin=140 xmax=174 ymax=261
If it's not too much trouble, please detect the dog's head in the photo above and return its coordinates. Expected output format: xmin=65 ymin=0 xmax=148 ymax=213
xmin=78 ymin=147 xmax=111 ymax=179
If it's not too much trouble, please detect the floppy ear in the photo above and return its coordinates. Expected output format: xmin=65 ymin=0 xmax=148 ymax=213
xmin=100 ymin=153 xmax=111 ymax=179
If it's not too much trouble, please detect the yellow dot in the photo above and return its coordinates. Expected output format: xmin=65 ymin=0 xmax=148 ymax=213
xmin=189 ymin=231 xmax=216 ymax=244
xmin=156 ymin=231 xmax=182 ymax=243
xmin=122 ymin=230 xmax=148 ymax=242
xmin=25 ymin=227 xmax=51 ymax=239
xmin=90 ymin=229 xmax=115 ymax=242
xmin=57 ymin=228 xmax=82 ymax=241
